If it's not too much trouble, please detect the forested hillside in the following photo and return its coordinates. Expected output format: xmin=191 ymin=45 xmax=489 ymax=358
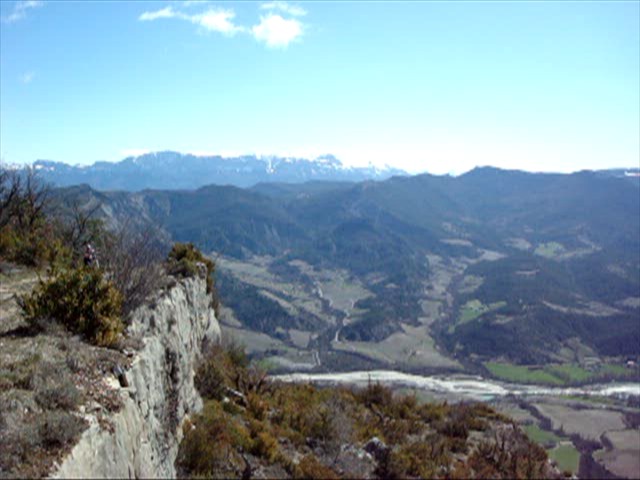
xmin=51 ymin=168 xmax=640 ymax=372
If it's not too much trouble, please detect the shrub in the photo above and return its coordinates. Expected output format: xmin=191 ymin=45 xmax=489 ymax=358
xmin=247 ymin=392 xmax=268 ymax=421
xmin=32 ymin=363 xmax=82 ymax=410
xmin=97 ymin=224 xmax=165 ymax=315
xmin=395 ymin=441 xmax=442 ymax=478
xmin=293 ymin=454 xmax=339 ymax=480
xmin=249 ymin=421 xmax=280 ymax=463
xmin=0 ymin=223 xmax=64 ymax=268
xmin=225 ymin=337 xmax=249 ymax=369
xmin=195 ymin=354 xmax=228 ymax=401
xmin=194 ymin=342 xmax=252 ymax=402
xmin=0 ymin=416 xmax=43 ymax=470
xmin=419 ymin=401 xmax=450 ymax=423
xmin=357 ymin=381 xmax=394 ymax=410
xmin=0 ymin=166 xmax=61 ymax=267
xmin=167 ymin=243 xmax=214 ymax=290
xmin=0 ymin=354 xmax=41 ymax=391
xmin=167 ymin=242 xmax=219 ymax=314
xmin=177 ymin=400 xmax=250 ymax=478
xmin=20 ymin=266 xmax=124 ymax=347
xmin=38 ymin=410 xmax=86 ymax=448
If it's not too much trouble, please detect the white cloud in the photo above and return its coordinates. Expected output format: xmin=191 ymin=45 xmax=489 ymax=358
xmin=2 ymin=0 xmax=43 ymax=24
xmin=139 ymin=4 xmax=305 ymax=48
xmin=260 ymin=1 xmax=306 ymax=17
xmin=138 ymin=7 xmax=178 ymax=22
xmin=252 ymin=14 xmax=303 ymax=48
xmin=190 ymin=8 xmax=244 ymax=35
xmin=20 ymin=71 xmax=35 ymax=84
xmin=139 ymin=6 xmax=243 ymax=36
xmin=139 ymin=6 xmax=176 ymax=21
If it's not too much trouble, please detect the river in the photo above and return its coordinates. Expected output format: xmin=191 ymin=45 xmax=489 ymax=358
xmin=271 ymin=370 xmax=640 ymax=401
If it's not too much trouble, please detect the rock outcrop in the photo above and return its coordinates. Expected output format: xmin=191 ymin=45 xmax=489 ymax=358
xmin=53 ymin=276 xmax=220 ymax=479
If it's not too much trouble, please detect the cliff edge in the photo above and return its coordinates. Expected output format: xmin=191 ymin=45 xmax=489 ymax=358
xmin=53 ymin=275 xmax=220 ymax=479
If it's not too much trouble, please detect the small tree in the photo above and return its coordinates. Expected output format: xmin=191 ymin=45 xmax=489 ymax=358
xmin=0 ymin=165 xmax=55 ymax=266
xmin=98 ymin=220 xmax=165 ymax=315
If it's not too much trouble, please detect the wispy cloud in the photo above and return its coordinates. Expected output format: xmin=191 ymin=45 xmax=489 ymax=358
xmin=139 ymin=6 xmax=176 ymax=22
xmin=2 ymin=0 xmax=43 ymax=24
xmin=191 ymin=8 xmax=244 ymax=35
xmin=260 ymin=2 xmax=306 ymax=17
xmin=139 ymin=3 xmax=306 ymax=48
xmin=20 ymin=71 xmax=35 ymax=84
xmin=139 ymin=6 xmax=244 ymax=35
xmin=252 ymin=14 xmax=303 ymax=48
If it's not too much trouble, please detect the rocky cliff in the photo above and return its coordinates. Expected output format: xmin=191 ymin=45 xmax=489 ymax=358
xmin=53 ymin=275 xmax=220 ymax=479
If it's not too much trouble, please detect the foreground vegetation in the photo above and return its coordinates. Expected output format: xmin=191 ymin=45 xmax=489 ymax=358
xmin=0 ymin=166 xmax=223 ymax=476
xmin=178 ymin=342 xmax=558 ymax=479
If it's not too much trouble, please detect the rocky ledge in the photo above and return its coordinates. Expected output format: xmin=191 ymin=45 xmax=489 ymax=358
xmin=53 ymin=275 xmax=220 ymax=479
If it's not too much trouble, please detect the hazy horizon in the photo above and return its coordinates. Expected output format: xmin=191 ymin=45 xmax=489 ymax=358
xmin=1 ymin=1 xmax=639 ymax=175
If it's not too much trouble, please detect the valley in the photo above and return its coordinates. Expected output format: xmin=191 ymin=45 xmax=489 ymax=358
xmin=47 ymin=167 xmax=640 ymax=385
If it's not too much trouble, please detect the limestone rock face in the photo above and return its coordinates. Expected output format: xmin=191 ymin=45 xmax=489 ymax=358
xmin=53 ymin=276 xmax=220 ymax=479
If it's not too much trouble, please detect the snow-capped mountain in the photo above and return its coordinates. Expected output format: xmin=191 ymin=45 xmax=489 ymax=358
xmin=30 ymin=151 xmax=406 ymax=191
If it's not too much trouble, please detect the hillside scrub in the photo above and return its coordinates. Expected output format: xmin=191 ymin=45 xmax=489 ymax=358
xmin=178 ymin=343 xmax=557 ymax=479
xmin=167 ymin=242 xmax=219 ymax=313
xmin=20 ymin=266 xmax=124 ymax=347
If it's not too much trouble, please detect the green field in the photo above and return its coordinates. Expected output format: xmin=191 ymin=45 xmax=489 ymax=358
xmin=547 ymin=364 xmax=594 ymax=383
xmin=548 ymin=443 xmax=580 ymax=474
xmin=523 ymin=423 xmax=580 ymax=474
xmin=600 ymin=363 xmax=631 ymax=377
xmin=450 ymin=300 xmax=507 ymax=333
xmin=484 ymin=363 xmax=565 ymax=385
xmin=523 ymin=424 xmax=562 ymax=445
xmin=485 ymin=361 xmax=635 ymax=386
xmin=561 ymin=394 xmax=615 ymax=406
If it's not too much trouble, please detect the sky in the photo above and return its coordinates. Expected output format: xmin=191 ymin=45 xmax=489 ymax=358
xmin=0 ymin=1 xmax=638 ymax=175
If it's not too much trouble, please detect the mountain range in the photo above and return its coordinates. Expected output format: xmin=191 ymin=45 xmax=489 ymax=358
xmin=31 ymin=151 xmax=406 ymax=190
xmin=50 ymin=164 xmax=640 ymax=375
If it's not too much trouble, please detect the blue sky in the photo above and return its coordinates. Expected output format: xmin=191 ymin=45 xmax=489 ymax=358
xmin=1 ymin=0 xmax=638 ymax=174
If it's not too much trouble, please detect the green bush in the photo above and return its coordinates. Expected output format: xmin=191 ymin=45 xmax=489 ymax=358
xmin=293 ymin=454 xmax=339 ymax=479
xmin=166 ymin=242 xmax=219 ymax=312
xmin=249 ymin=420 xmax=280 ymax=463
xmin=0 ymin=225 xmax=67 ymax=268
xmin=20 ymin=266 xmax=124 ymax=347
xmin=195 ymin=355 xmax=228 ymax=401
xmin=177 ymin=400 xmax=250 ymax=478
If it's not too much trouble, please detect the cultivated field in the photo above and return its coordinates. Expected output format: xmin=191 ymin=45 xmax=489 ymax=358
xmin=332 ymin=323 xmax=461 ymax=370
xmin=533 ymin=403 xmax=626 ymax=441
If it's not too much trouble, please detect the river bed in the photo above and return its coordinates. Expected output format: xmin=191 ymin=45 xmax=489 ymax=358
xmin=271 ymin=370 xmax=640 ymax=401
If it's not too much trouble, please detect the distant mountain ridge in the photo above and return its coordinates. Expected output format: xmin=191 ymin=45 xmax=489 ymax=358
xmin=32 ymin=151 xmax=406 ymax=190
